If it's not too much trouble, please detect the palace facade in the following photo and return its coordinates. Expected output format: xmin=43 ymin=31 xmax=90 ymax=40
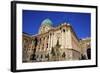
xmin=22 ymin=18 xmax=91 ymax=62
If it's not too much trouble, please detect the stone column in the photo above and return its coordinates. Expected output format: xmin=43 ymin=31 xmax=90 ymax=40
xmin=51 ymin=33 xmax=54 ymax=49
xmin=62 ymin=30 xmax=64 ymax=49
xmin=50 ymin=33 xmax=52 ymax=50
xmin=48 ymin=34 xmax=51 ymax=51
xmin=45 ymin=37 xmax=47 ymax=51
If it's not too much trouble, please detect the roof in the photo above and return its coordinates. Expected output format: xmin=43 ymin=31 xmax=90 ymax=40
xmin=41 ymin=18 xmax=52 ymax=26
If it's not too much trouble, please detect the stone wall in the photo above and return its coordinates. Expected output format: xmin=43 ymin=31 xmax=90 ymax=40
xmin=22 ymin=24 xmax=90 ymax=62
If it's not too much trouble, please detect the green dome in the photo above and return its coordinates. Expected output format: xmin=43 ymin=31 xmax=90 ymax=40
xmin=41 ymin=18 xmax=52 ymax=26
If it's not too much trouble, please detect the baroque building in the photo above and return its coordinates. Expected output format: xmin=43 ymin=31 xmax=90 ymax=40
xmin=22 ymin=18 xmax=91 ymax=62
xmin=80 ymin=38 xmax=91 ymax=59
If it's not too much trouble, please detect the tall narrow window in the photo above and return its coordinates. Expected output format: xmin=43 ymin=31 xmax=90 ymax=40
xmin=63 ymin=29 xmax=65 ymax=32
xmin=40 ymin=38 xmax=41 ymax=44
xmin=47 ymin=43 xmax=48 ymax=48
xmin=87 ymin=48 xmax=91 ymax=59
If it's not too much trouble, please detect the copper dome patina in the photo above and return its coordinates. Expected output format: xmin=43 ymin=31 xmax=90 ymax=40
xmin=41 ymin=18 xmax=53 ymax=26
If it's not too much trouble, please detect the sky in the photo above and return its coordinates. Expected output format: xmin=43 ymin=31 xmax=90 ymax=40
xmin=23 ymin=10 xmax=91 ymax=39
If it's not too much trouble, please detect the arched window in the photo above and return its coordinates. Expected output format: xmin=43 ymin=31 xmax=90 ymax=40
xmin=50 ymin=33 xmax=52 ymax=36
xmin=63 ymin=29 xmax=65 ymax=32
xmin=46 ymin=43 xmax=48 ymax=48
xmin=87 ymin=48 xmax=91 ymax=59
xmin=34 ymin=37 xmax=38 ymax=47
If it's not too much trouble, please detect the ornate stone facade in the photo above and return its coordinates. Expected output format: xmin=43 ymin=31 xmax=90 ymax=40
xmin=80 ymin=38 xmax=91 ymax=59
xmin=22 ymin=19 xmax=91 ymax=62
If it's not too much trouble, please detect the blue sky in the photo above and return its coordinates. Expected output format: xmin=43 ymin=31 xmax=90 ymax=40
xmin=23 ymin=10 xmax=91 ymax=39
